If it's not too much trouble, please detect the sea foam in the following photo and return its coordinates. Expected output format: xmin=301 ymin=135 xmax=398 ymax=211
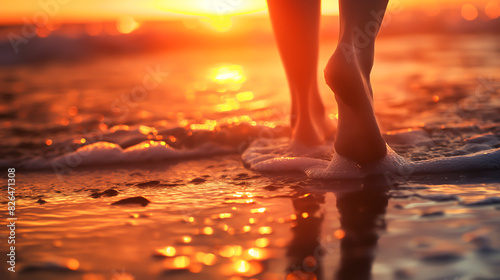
xmin=22 ymin=141 xmax=234 ymax=170
xmin=242 ymin=138 xmax=500 ymax=179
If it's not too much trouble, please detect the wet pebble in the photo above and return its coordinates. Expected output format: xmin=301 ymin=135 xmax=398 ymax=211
xmin=111 ymin=196 xmax=150 ymax=206
xmin=90 ymin=188 xmax=119 ymax=198
xmin=264 ymin=185 xmax=281 ymax=191
xmin=233 ymin=172 xmax=250 ymax=180
xmin=36 ymin=198 xmax=46 ymax=205
xmin=101 ymin=189 xmax=119 ymax=197
xmin=21 ymin=264 xmax=77 ymax=273
xmin=190 ymin=177 xmax=206 ymax=184
xmin=136 ymin=180 xmax=161 ymax=188
xmin=420 ymin=211 xmax=444 ymax=218
xmin=159 ymin=183 xmax=183 ymax=187
xmin=21 ymin=258 xmax=80 ymax=273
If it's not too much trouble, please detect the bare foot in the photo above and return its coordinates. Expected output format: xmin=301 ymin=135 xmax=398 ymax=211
xmin=309 ymin=87 xmax=337 ymax=141
xmin=324 ymin=44 xmax=387 ymax=164
xmin=290 ymin=87 xmax=336 ymax=146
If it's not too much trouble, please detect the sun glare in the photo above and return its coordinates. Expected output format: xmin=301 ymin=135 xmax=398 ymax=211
xmin=117 ymin=16 xmax=140 ymax=34
xmin=200 ymin=16 xmax=233 ymax=32
xmin=155 ymin=0 xmax=267 ymax=17
xmin=211 ymin=65 xmax=246 ymax=84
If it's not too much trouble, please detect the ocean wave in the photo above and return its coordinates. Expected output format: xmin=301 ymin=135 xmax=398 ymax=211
xmin=3 ymin=122 xmax=500 ymax=177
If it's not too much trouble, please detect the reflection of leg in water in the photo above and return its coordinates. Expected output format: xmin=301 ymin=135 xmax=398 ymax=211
xmin=335 ymin=186 xmax=389 ymax=280
xmin=286 ymin=192 xmax=325 ymax=280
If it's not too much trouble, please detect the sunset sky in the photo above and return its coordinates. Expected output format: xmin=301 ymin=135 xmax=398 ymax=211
xmin=1 ymin=0 xmax=497 ymax=24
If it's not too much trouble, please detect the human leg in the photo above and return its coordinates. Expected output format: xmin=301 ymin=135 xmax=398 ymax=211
xmin=324 ymin=0 xmax=389 ymax=164
xmin=267 ymin=0 xmax=334 ymax=146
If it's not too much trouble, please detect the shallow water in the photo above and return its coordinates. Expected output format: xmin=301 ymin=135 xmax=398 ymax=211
xmin=1 ymin=33 xmax=500 ymax=279
xmin=2 ymin=157 xmax=500 ymax=280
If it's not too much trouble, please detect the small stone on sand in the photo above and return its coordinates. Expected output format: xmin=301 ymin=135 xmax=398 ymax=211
xmin=91 ymin=188 xmax=119 ymax=198
xmin=190 ymin=178 xmax=206 ymax=184
xmin=136 ymin=180 xmax=161 ymax=188
xmin=112 ymin=196 xmax=150 ymax=206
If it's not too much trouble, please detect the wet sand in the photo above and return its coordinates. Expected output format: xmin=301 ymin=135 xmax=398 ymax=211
xmin=1 ymin=155 xmax=500 ymax=280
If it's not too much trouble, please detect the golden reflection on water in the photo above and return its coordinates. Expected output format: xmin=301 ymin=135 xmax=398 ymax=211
xmin=203 ymin=253 xmax=217 ymax=266
xmin=211 ymin=65 xmax=246 ymax=84
xmin=156 ymin=246 xmax=176 ymax=257
xmin=235 ymin=259 xmax=250 ymax=273
xmin=236 ymin=91 xmax=254 ymax=102
xmin=203 ymin=226 xmax=214 ymax=235
xmin=250 ymin=207 xmax=266 ymax=213
xmin=258 ymin=226 xmax=272 ymax=234
xmin=255 ymin=237 xmax=270 ymax=248
xmin=206 ymin=64 xmax=262 ymax=113
xmin=219 ymin=245 xmax=243 ymax=258
xmin=246 ymin=248 xmax=267 ymax=260
xmin=163 ymin=255 xmax=191 ymax=269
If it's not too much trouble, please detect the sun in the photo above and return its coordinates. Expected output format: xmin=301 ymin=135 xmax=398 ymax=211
xmin=154 ymin=0 xmax=267 ymax=17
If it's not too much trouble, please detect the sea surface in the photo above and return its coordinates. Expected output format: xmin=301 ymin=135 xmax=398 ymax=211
xmin=1 ymin=33 xmax=500 ymax=279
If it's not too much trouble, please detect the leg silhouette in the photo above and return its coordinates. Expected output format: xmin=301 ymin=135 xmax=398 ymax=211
xmin=325 ymin=0 xmax=389 ymax=164
xmin=267 ymin=0 xmax=335 ymax=146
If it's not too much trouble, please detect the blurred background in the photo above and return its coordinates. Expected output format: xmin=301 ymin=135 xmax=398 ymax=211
xmin=1 ymin=0 xmax=499 ymax=64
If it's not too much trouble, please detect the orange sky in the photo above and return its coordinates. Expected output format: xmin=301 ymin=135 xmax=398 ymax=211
xmin=0 ymin=0 xmax=496 ymax=24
